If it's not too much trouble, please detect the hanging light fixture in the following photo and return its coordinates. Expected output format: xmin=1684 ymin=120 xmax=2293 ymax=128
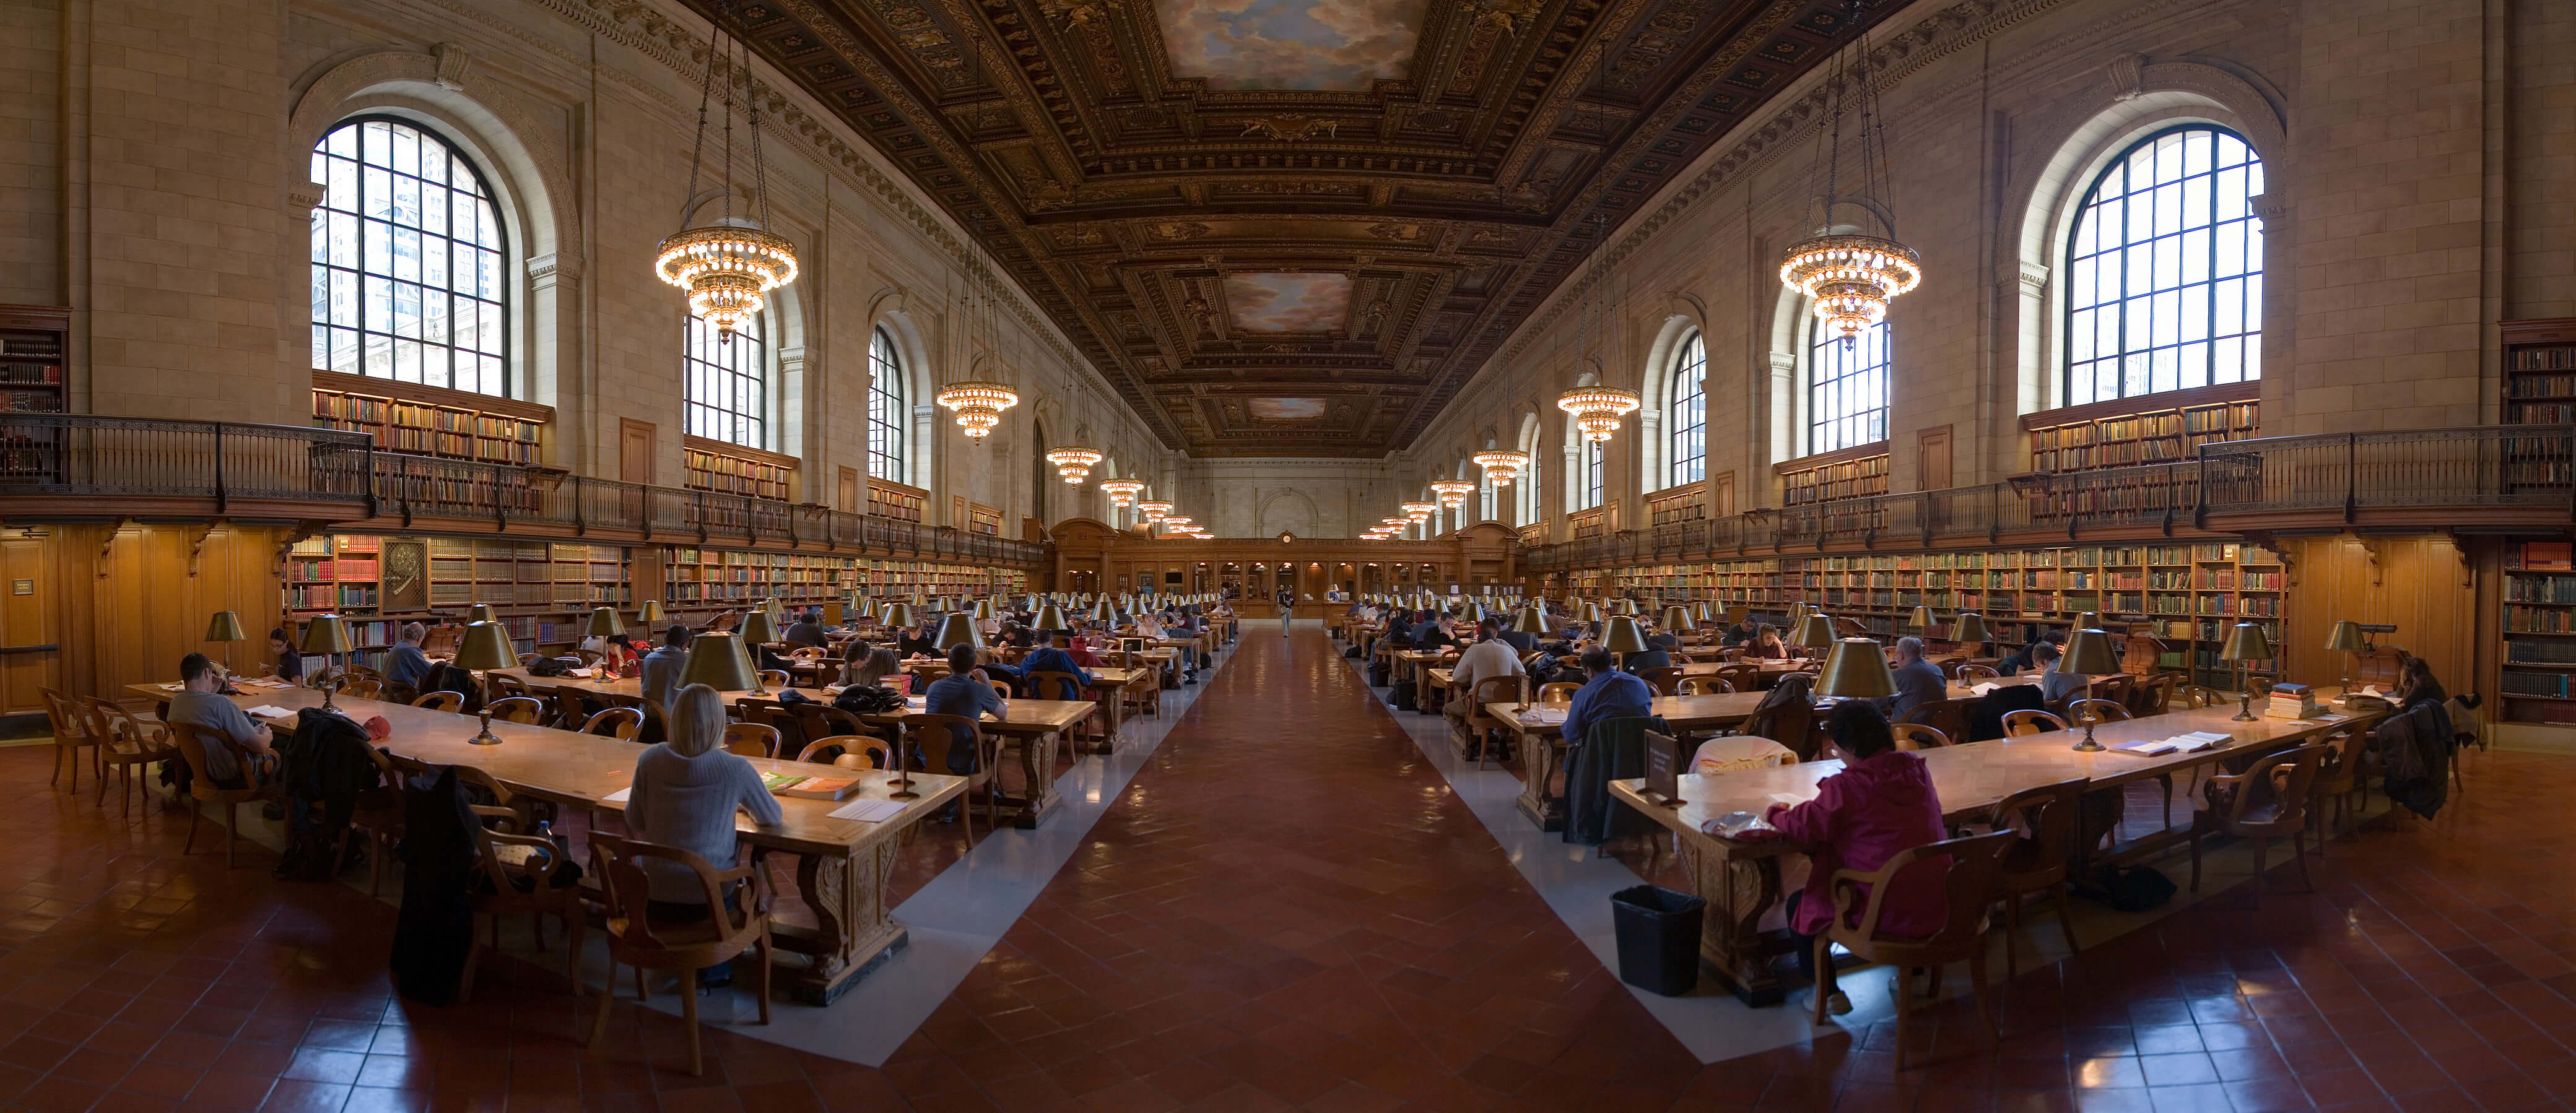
xmin=1429 ymin=480 xmax=1475 ymax=509
xmin=1099 ymin=480 xmax=1144 ymax=506
xmin=1157 ymin=516 xmax=1194 ymax=532
xmin=656 ymin=0 xmax=798 ymax=336
xmin=1401 ymin=502 xmax=1436 ymax=523
xmin=1557 ymin=386 xmax=1640 ymax=443
xmin=935 ymin=282 xmax=1019 ymax=438
xmin=1136 ymin=501 xmax=1173 ymax=523
xmin=1779 ymin=0 xmax=1921 ymax=344
xmin=1474 ymin=449 xmax=1528 ymax=487
xmin=1045 ymin=447 xmax=1103 ymax=483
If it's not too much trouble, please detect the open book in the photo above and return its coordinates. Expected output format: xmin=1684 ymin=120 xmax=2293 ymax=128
xmin=2110 ymin=730 xmax=2232 ymax=756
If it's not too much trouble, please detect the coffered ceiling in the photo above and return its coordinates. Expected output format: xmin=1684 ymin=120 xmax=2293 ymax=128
xmin=709 ymin=0 xmax=1900 ymax=456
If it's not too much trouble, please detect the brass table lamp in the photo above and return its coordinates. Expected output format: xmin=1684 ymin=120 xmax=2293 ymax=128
xmin=1816 ymin=638 xmax=1897 ymax=703
xmin=1034 ymin=603 xmax=1069 ymax=631
xmin=1660 ymin=605 xmax=1692 ymax=633
xmin=2220 ymin=621 xmax=2272 ymax=722
xmin=2325 ymin=619 xmax=2366 ymax=693
xmin=880 ymin=602 xmax=915 ymax=631
xmin=1600 ymin=614 xmax=1648 ymax=671
xmin=452 ymin=620 xmax=519 ymax=745
xmin=205 ymin=610 xmax=247 ymax=682
xmin=300 ymin=613 xmax=354 ymax=711
xmin=734 ymin=610 xmax=778 ymax=695
xmin=585 ymin=607 xmax=625 ymax=684
xmin=637 ymin=600 xmax=668 ymax=628
xmin=2058 ymin=626 xmax=2125 ymax=750
xmin=1793 ymin=613 xmax=1838 ymax=655
xmin=1911 ymin=605 xmax=1937 ymax=633
xmin=1512 ymin=606 xmax=1549 ymax=636
xmin=677 ymin=630 xmax=758 ymax=698
xmin=1950 ymin=612 xmax=1989 ymax=654
xmin=935 ymin=612 xmax=985 ymax=653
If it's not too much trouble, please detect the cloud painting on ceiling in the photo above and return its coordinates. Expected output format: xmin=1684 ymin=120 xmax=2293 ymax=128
xmin=1223 ymin=272 xmax=1351 ymax=333
xmin=1246 ymin=397 xmax=1328 ymax=421
xmin=1156 ymin=0 xmax=1425 ymax=90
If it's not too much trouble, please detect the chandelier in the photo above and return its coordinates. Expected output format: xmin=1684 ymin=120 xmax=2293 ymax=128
xmin=658 ymin=0 xmax=797 ymax=337
xmin=1473 ymin=449 xmax=1528 ymax=487
xmin=1045 ymin=446 xmax=1102 ymax=483
xmin=1780 ymin=0 xmax=1920 ymax=344
xmin=1557 ymin=386 xmax=1641 ymax=442
xmin=934 ymin=381 xmax=1019 ymax=439
xmin=1157 ymin=516 xmax=1194 ymax=533
xmin=1099 ymin=480 xmax=1144 ymax=506
xmin=1136 ymin=500 xmax=1173 ymax=523
xmin=1429 ymin=480 xmax=1475 ymax=509
xmin=1400 ymin=502 xmax=1436 ymax=523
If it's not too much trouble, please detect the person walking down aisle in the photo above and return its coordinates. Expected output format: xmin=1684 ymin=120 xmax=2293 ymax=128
xmin=1278 ymin=587 xmax=1294 ymax=636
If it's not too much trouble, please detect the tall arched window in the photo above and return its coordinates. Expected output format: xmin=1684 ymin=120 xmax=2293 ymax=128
xmin=311 ymin=118 xmax=510 ymax=396
xmin=1809 ymin=320 xmax=1889 ymax=455
xmin=2065 ymin=125 xmax=2263 ymax=404
xmin=684 ymin=313 xmax=766 ymax=448
xmin=868 ymin=326 xmax=907 ymax=482
xmin=1582 ymin=441 xmax=1603 ymax=511
xmin=1669 ymin=331 xmax=1706 ymax=487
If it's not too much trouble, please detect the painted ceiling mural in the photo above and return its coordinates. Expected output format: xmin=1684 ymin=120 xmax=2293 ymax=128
xmin=719 ymin=0 xmax=1904 ymax=455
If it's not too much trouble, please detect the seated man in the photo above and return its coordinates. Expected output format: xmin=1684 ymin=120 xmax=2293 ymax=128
xmin=921 ymin=644 xmax=1007 ymax=774
xmin=2033 ymin=641 xmax=2089 ymax=709
xmin=782 ymin=610 xmax=829 ymax=648
xmin=383 ymin=622 xmax=433 ymax=691
xmin=1886 ymin=636 xmax=1949 ymax=720
xmin=1018 ymin=632 xmax=1096 ymax=699
xmin=168 ymin=652 xmax=276 ymax=789
xmin=642 ymin=625 xmax=692 ymax=709
xmin=1562 ymin=647 xmax=1655 ymax=747
xmin=1621 ymin=633 xmax=1678 ymax=675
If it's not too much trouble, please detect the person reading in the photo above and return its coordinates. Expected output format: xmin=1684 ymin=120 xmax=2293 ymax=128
xmin=168 ymin=652 xmax=276 ymax=789
xmin=921 ymin=644 xmax=1007 ymax=774
xmin=622 ymin=683 xmax=784 ymax=989
xmin=1561 ymin=647 xmax=1653 ymax=748
xmin=1764 ymin=701 xmax=1949 ymax=1017
xmin=641 ymin=625 xmax=692 ymax=709
xmin=1886 ymin=636 xmax=1947 ymax=719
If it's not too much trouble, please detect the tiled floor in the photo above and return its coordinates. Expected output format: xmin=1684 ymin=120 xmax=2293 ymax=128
xmin=3 ymin=630 xmax=2574 ymax=1111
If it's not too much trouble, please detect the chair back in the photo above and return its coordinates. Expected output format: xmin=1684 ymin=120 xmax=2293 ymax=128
xmin=1955 ymin=664 xmax=2000 ymax=682
xmin=1713 ymin=663 xmax=1763 ymax=690
xmin=544 ymin=685 xmax=593 ymax=729
xmin=1901 ymin=696 xmax=1973 ymax=742
xmin=1640 ymin=667 xmax=1684 ymax=697
xmin=897 ymin=714 xmax=991 ymax=785
xmin=757 ymin=669 xmax=792 ymax=690
xmin=167 ymin=721 xmax=261 ymax=802
xmin=488 ymin=672 xmax=531 ymax=701
xmin=412 ymin=691 xmax=464 ymax=712
xmin=2316 ymin=722 xmax=2370 ymax=794
xmin=1744 ymin=697 xmax=1819 ymax=762
xmin=2002 ymin=709 xmax=2067 ymax=737
xmin=588 ymin=832 xmax=764 ymax=959
xmin=2066 ymin=698 xmax=2130 ymax=725
xmin=1988 ymin=777 xmax=2088 ymax=890
xmin=1825 ymin=829 xmax=2019 ymax=963
xmin=1890 ymin=723 xmax=1949 ymax=751
xmin=721 ymin=722 xmax=780 ymax=759
xmin=582 ymin=707 xmax=645 ymax=740
xmin=485 ymin=696 xmax=546 ymax=724
xmin=1025 ymin=670 xmax=1086 ymax=701
xmin=1464 ymin=675 xmax=1527 ymax=731
xmin=1676 ymin=676 xmax=1734 ymax=696
xmin=790 ymin=704 xmax=866 ymax=750
xmin=40 ymin=686 xmax=81 ymax=742
xmin=796 ymin=735 xmax=887 ymax=767
xmin=1536 ymin=682 xmax=1582 ymax=705
xmin=341 ymin=678 xmax=384 ymax=701
xmin=2130 ymin=672 xmax=2177 ymax=716
xmin=2209 ymin=743 xmax=2330 ymax=836
xmin=89 ymin=699 xmax=168 ymax=756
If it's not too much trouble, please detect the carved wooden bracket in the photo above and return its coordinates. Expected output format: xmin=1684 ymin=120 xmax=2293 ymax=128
xmin=2356 ymin=537 xmax=2388 ymax=587
xmin=98 ymin=519 xmax=127 ymax=576
xmin=2447 ymin=531 xmax=2476 ymax=589
xmin=186 ymin=521 xmax=219 ymax=577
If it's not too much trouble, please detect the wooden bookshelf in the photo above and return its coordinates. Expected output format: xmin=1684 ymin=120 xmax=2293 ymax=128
xmin=967 ymin=502 xmax=1003 ymax=537
xmin=1645 ymin=482 xmax=1707 ymax=527
xmin=311 ymin=368 xmax=548 ymax=464
xmin=285 ymin=532 xmax=631 ymax=661
xmin=2502 ymin=321 xmax=2576 ymax=493
xmin=2021 ymin=381 xmax=2260 ymax=475
xmin=2501 ymin=538 xmax=2576 ymax=724
xmin=0 ymin=306 xmax=69 ymax=415
xmin=1569 ymin=508 xmax=1607 ymax=542
xmin=683 ymin=436 xmax=796 ymax=501
xmin=868 ymin=477 xmax=927 ymax=523
xmin=1517 ymin=522 xmax=1549 ymax=547
xmin=1777 ymin=443 xmax=1890 ymax=506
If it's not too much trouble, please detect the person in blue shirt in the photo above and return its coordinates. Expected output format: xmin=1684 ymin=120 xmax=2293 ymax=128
xmin=1621 ymin=633 xmax=1677 ymax=675
xmin=383 ymin=622 xmax=433 ymax=691
xmin=1499 ymin=623 xmax=1539 ymax=654
xmin=1562 ymin=647 xmax=1655 ymax=745
xmin=1017 ymin=633 xmax=1095 ymax=699
xmin=921 ymin=644 xmax=1007 ymax=774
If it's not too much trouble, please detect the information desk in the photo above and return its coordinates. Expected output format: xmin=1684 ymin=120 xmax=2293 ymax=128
xmin=1608 ymin=700 xmax=2380 ymax=1005
xmin=127 ymin=683 xmax=964 ymax=1006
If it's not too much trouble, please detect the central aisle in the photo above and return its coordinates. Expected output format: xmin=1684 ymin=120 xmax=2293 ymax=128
xmin=892 ymin=625 xmax=1704 ymax=1107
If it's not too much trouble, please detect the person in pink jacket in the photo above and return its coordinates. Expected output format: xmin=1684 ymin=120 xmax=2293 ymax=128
xmin=1764 ymin=700 xmax=1951 ymax=1016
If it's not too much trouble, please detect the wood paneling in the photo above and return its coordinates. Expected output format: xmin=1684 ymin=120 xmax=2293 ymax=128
xmin=837 ymin=466 xmax=859 ymax=514
xmin=2278 ymin=535 xmax=2477 ymax=697
xmin=1918 ymin=425 xmax=1954 ymax=492
xmin=0 ymin=524 xmax=289 ymax=712
xmin=618 ymin=418 xmax=656 ymax=486
xmin=1710 ymin=472 xmax=1736 ymax=519
xmin=0 ymin=534 xmax=62 ymax=716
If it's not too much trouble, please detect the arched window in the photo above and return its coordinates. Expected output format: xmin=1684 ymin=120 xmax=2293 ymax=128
xmin=868 ymin=326 xmax=907 ymax=482
xmin=1669 ymin=331 xmax=1706 ymax=487
xmin=311 ymin=117 xmax=510 ymax=396
xmin=1581 ymin=441 xmax=1603 ymax=511
xmin=684 ymin=313 xmax=766 ymax=449
xmin=2065 ymin=125 xmax=2264 ymax=404
xmin=1809 ymin=320 xmax=1889 ymax=455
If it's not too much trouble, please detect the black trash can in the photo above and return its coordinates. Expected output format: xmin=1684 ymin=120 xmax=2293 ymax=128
xmin=1611 ymin=885 xmax=1705 ymax=996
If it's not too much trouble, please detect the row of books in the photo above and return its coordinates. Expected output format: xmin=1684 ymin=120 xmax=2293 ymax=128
xmin=0 ymin=362 xmax=62 ymax=383
xmin=2506 ymin=575 xmax=2576 ymax=604
xmin=2505 ymin=638 xmax=2576 ymax=664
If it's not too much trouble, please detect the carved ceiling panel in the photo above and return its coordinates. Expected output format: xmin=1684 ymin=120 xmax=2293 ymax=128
xmin=708 ymin=0 xmax=1899 ymax=455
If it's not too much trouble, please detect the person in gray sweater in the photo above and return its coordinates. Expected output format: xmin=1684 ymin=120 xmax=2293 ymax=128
xmin=624 ymin=682 xmax=783 ymax=986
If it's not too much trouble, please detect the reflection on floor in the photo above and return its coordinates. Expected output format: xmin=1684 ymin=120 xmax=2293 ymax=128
xmin=1 ymin=627 xmax=2569 ymax=1111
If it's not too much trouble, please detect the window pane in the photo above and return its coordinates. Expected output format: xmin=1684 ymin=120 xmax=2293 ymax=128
xmin=310 ymin=118 xmax=510 ymax=396
xmin=684 ymin=313 xmax=768 ymax=450
xmin=1809 ymin=319 xmax=1889 ymax=456
xmin=869 ymin=327 xmax=908 ymax=482
xmin=1669 ymin=332 xmax=1705 ymax=487
xmin=2061 ymin=125 xmax=2265 ymax=402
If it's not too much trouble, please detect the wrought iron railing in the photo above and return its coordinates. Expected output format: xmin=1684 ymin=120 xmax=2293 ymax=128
xmin=1528 ymin=425 xmax=2576 ymax=571
xmin=0 ymin=414 xmax=1043 ymax=564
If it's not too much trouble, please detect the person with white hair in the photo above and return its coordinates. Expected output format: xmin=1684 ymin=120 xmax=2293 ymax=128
xmin=384 ymin=621 xmax=433 ymax=691
xmin=1887 ymin=635 xmax=1949 ymax=721
xmin=623 ymin=683 xmax=785 ymax=988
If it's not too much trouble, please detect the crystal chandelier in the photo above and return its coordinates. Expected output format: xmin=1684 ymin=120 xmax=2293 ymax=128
xmin=935 ymin=381 xmax=1018 ymax=439
xmin=1557 ymin=386 xmax=1641 ymax=442
xmin=1401 ymin=502 xmax=1436 ymax=523
xmin=1136 ymin=500 xmax=1173 ymax=523
xmin=1157 ymin=516 xmax=1193 ymax=531
xmin=1429 ymin=480 xmax=1475 ymax=509
xmin=1473 ymin=450 xmax=1528 ymax=487
xmin=658 ymin=0 xmax=796 ymax=337
xmin=1780 ymin=0 xmax=1920 ymax=344
xmin=1045 ymin=447 xmax=1102 ymax=483
xmin=1099 ymin=480 xmax=1144 ymax=506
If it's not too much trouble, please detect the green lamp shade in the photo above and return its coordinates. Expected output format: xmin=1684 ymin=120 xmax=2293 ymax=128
xmin=1911 ymin=605 xmax=1936 ymax=630
xmin=881 ymin=602 xmax=914 ymax=630
xmin=1793 ymin=613 xmax=1837 ymax=648
xmin=676 ymin=631 xmax=757 ymax=691
xmin=468 ymin=604 xmax=498 ymax=624
xmin=934 ymin=612 xmax=985 ymax=652
xmin=1090 ymin=599 xmax=1118 ymax=622
xmin=299 ymin=613 xmax=354 ymax=656
xmin=2059 ymin=627 xmax=2124 ymax=675
xmin=1034 ymin=604 xmax=1069 ymax=630
xmin=585 ymin=607 xmax=624 ymax=638
xmin=1512 ymin=606 xmax=1550 ymax=635
xmin=451 ymin=620 xmax=519 ymax=672
xmin=1600 ymin=615 xmax=1650 ymax=654
xmin=1950 ymin=612 xmax=1990 ymax=646
xmin=2220 ymin=621 xmax=2273 ymax=662
xmin=204 ymin=610 xmax=247 ymax=642
xmin=1660 ymin=605 xmax=1692 ymax=631
xmin=738 ymin=609 xmax=780 ymax=646
xmin=1817 ymin=638 xmax=1897 ymax=699
xmin=637 ymin=600 xmax=668 ymax=625
xmin=2325 ymin=620 xmax=2367 ymax=652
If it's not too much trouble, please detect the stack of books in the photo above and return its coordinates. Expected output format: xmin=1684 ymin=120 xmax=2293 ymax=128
xmin=2265 ymin=683 xmax=2320 ymax=720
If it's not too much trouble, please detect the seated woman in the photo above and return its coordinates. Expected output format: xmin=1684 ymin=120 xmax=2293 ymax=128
xmin=623 ymin=683 xmax=785 ymax=988
xmin=598 ymin=633 xmax=640 ymax=677
xmin=1762 ymin=701 xmax=1950 ymax=1017
xmin=1750 ymin=625 xmax=1790 ymax=660
xmin=269 ymin=628 xmax=306 ymax=684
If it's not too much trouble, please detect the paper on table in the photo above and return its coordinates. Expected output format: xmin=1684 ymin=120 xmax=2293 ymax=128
xmin=243 ymin=705 xmax=296 ymax=719
xmin=1970 ymin=682 xmax=1999 ymax=695
xmin=599 ymin=787 xmax=631 ymax=803
xmin=829 ymin=797 xmax=905 ymax=823
xmin=1764 ymin=792 xmax=1806 ymax=807
xmin=2111 ymin=738 xmax=2178 ymax=756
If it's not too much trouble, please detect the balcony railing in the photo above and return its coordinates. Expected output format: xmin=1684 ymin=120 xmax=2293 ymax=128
xmin=0 ymin=414 xmax=1043 ymax=565
xmin=1528 ymin=425 xmax=2576 ymax=571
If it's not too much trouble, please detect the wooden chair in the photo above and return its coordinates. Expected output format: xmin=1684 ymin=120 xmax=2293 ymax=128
xmin=1889 ymin=723 xmax=1949 ymax=751
xmin=796 ymin=735 xmax=885 ymax=766
xmin=2188 ymin=743 xmax=2330 ymax=903
xmin=339 ymin=746 xmax=407 ymax=898
xmin=788 ymin=704 xmax=873 ymax=755
xmin=487 ymin=672 xmax=533 ymax=702
xmin=168 ymin=722 xmax=284 ymax=867
xmin=456 ymin=768 xmax=586 ymax=1004
xmin=1536 ymin=682 xmax=1582 ymax=705
xmin=585 ymin=833 xmax=772 ymax=1076
xmin=484 ymin=696 xmax=546 ymax=725
xmin=540 ymin=685 xmax=596 ymax=730
xmin=2310 ymin=722 xmax=2373 ymax=846
xmin=2065 ymin=698 xmax=2129 ymax=726
xmin=2002 ymin=709 xmax=2068 ymax=737
xmin=1676 ymin=676 xmax=1734 ymax=696
xmin=1689 ymin=736 xmax=1797 ymax=774
xmin=722 ymin=722 xmax=781 ymax=759
xmin=412 ymin=691 xmax=464 ymax=712
xmin=1811 ymin=829 xmax=2019 ymax=1071
xmin=1982 ymin=777 xmax=2088 ymax=979
xmin=80 ymin=696 xmax=174 ymax=817
xmin=1458 ymin=675 xmax=1528 ymax=769
xmin=757 ymin=669 xmax=792 ymax=690
xmin=895 ymin=715 xmax=995 ymax=846
xmin=733 ymin=698 xmax=807 ymax=757
xmin=1902 ymin=697 xmax=1974 ymax=745
xmin=1713 ymin=662 xmax=1764 ymax=691
xmin=1956 ymin=664 xmax=2001 ymax=683
xmin=339 ymin=678 xmax=385 ymax=701
xmin=39 ymin=687 xmax=101 ymax=792
xmin=581 ymin=707 xmax=645 ymax=740
xmin=1639 ymin=666 xmax=1685 ymax=697
xmin=2128 ymin=672 xmax=2177 ymax=717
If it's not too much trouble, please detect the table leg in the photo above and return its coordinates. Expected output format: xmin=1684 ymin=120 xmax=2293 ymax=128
xmin=778 ymin=839 xmax=905 ymax=1005
xmin=1685 ymin=844 xmax=1788 ymax=1006
xmin=1514 ymin=735 xmax=1565 ymax=831
xmin=985 ymin=732 xmax=1059 ymax=829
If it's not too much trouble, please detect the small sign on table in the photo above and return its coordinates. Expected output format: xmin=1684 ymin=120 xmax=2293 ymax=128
xmin=1643 ymin=729 xmax=1683 ymax=808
